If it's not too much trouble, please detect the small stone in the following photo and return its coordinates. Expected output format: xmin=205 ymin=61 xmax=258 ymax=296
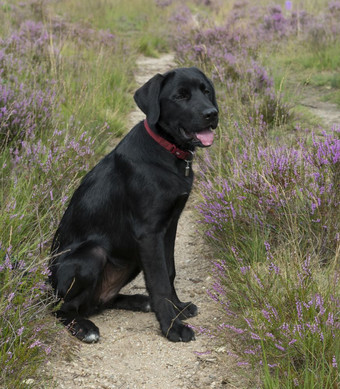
xmin=22 ymin=379 xmax=35 ymax=385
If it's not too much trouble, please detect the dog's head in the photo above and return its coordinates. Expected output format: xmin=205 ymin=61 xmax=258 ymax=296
xmin=134 ymin=67 xmax=219 ymax=149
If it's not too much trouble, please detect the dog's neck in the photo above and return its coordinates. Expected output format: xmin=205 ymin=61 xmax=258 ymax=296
xmin=144 ymin=120 xmax=194 ymax=161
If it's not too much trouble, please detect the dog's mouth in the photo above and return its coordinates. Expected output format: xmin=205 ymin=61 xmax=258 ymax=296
xmin=180 ymin=127 xmax=215 ymax=147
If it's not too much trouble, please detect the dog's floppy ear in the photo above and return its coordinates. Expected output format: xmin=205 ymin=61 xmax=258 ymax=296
xmin=134 ymin=73 xmax=165 ymax=125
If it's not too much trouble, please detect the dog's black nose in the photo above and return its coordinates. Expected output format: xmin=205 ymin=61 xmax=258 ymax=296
xmin=202 ymin=108 xmax=218 ymax=121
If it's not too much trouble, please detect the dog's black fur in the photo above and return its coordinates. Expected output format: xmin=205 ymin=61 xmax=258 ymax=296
xmin=49 ymin=67 xmax=218 ymax=343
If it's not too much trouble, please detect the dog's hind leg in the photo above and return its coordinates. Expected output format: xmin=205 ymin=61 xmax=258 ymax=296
xmin=56 ymin=312 xmax=100 ymax=344
xmin=103 ymin=293 xmax=151 ymax=312
xmin=54 ymin=242 xmax=107 ymax=343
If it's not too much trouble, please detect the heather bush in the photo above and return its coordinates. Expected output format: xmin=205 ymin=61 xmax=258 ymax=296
xmin=0 ymin=251 xmax=54 ymax=387
xmin=195 ymin=116 xmax=339 ymax=387
xmin=198 ymin=126 xmax=339 ymax=263
xmin=167 ymin=1 xmax=340 ymax=386
xmin=0 ymin=49 xmax=57 ymax=148
xmin=0 ymin=14 xmax=125 ymax=148
xmin=205 ymin=245 xmax=339 ymax=388
xmin=0 ymin=0 xmax=155 ymax=386
xmin=0 ymin=93 xmax=97 ymax=388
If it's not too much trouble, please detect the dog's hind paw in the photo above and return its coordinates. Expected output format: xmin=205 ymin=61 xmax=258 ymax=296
xmin=68 ymin=318 xmax=100 ymax=343
xmin=82 ymin=331 xmax=100 ymax=343
xmin=105 ymin=293 xmax=152 ymax=312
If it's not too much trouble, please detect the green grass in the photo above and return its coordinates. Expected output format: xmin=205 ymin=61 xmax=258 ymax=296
xmin=267 ymin=37 xmax=340 ymax=110
xmin=291 ymin=41 xmax=340 ymax=72
xmin=49 ymin=0 xmax=172 ymax=54
xmin=0 ymin=0 xmax=175 ymax=387
xmin=50 ymin=0 xmax=154 ymax=31
xmin=310 ymin=71 xmax=340 ymax=89
xmin=58 ymin=45 xmax=135 ymax=139
xmin=136 ymin=33 xmax=169 ymax=57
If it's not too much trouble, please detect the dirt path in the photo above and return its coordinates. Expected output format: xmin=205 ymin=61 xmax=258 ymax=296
xmin=301 ymin=87 xmax=340 ymax=129
xmin=48 ymin=54 xmax=247 ymax=389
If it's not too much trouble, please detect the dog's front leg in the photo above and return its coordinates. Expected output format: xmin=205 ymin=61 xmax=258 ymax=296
xmin=165 ymin=220 xmax=198 ymax=319
xmin=139 ymin=233 xmax=195 ymax=342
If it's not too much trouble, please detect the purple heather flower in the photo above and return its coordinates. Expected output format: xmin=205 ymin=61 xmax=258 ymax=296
xmin=253 ymin=273 xmax=264 ymax=289
xmin=332 ymin=355 xmax=338 ymax=368
xmin=213 ymin=261 xmax=224 ymax=272
xmin=244 ymin=317 xmax=253 ymax=329
xmin=206 ymin=289 xmax=219 ymax=303
xmin=7 ymin=292 xmax=15 ymax=302
xmin=240 ymin=266 xmax=250 ymax=274
xmin=264 ymin=241 xmax=271 ymax=252
xmin=293 ymin=324 xmax=304 ymax=337
xmin=262 ymin=309 xmax=272 ymax=323
xmin=285 ymin=1 xmax=292 ymax=11
xmin=326 ymin=313 xmax=334 ymax=326
xmin=237 ymin=361 xmax=250 ymax=366
xmin=274 ymin=343 xmax=285 ymax=352
xmin=296 ymin=299 xmax=303 ymax=321
xmin=268 ymin=262 xmax=280 ymax=274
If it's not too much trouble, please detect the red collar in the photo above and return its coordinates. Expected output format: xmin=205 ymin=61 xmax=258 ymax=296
xmin=144 ymin=120 xmax=192 ymax=160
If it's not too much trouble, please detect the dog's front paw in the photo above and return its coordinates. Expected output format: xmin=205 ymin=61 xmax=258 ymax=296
xmin=165 ymin=321 xmax=196 ymax=342
xmin=176 ymin=301 xmax=198 ymax=320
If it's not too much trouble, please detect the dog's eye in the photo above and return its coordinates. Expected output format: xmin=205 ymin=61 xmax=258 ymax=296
xmin=200 ymin=83 xmax=211 ymax=96
xmin=174 ymin=90 xmax=190 ymax=101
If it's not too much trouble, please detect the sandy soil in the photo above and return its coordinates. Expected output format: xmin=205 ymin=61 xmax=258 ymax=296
xmin=48 ymin=54 xmax=251 ymax=389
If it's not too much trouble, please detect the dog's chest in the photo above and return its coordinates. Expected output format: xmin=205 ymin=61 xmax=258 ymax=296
xmin=172 ymin=191 xmax=190 ymax=214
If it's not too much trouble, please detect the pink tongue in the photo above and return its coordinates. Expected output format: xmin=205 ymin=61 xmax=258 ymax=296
xmin=195 ymin=129 xmax=214 ymax=146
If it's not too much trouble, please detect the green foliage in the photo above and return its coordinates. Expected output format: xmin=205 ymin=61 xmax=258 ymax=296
xmin=50 ymin=0 xmax=171 ymax=55
xmin=285 ymin=41 xmax=340 ymax=74
xmin=1 ymin=0 xmax=339 ymax=387
xmin=58 ymin=45 xmax=135 ymax=139
xmin=137 ymin=34 xmax=169 ymax=57
xmin=0 ymin=0 xmax=174 ymax=386
xmin=172 ymin=0 xmax=340 ymax=387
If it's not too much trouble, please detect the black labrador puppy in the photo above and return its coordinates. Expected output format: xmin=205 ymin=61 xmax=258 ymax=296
xmin=49 ymin=67 xmax=218 ymax=343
